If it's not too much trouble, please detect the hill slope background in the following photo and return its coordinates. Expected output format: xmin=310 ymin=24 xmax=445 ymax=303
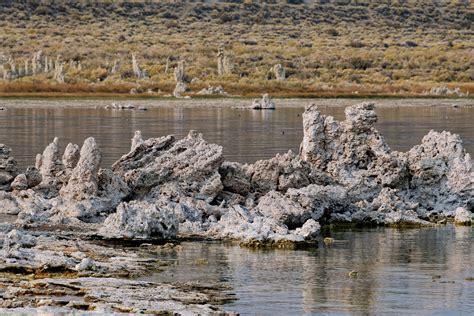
xmin=0 ymin=0 xmax=472 ymax=96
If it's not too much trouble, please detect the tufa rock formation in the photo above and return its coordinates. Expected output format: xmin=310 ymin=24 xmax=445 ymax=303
xmin=273 ymin=64 xmax=286 ymax=81
xmin=0 ymin=102 xmax=472 ymax=247
xmin=217 ymin=49 xmax=232 ymax=76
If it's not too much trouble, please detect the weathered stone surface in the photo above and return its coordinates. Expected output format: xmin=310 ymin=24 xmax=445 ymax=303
xmin=0 ymin=191 xmax=21 ymax=215
xmin=217 ymin=49 xmax=232 ymax=76
xmin=251 ymin=93 xmax=275 ymax=109
xmin=113 ymin=131 xmax=223 ymax=198
xmin=37 ymin=137 xmax=64 ymax=188
xmin=219 ymin=161 xmax=251 ymax=196
xmin=454 ymin=207 xmax=472 ymax=226
xmin=60 ymin=137 xmax=101 ymax=200
xmin=406 ymin=130 xmax=473 ymax=215
xmin=3 ymin=229 xmax=37 ymax=256
xmin=62 ymin=143 xmax=80 ymax=170
xmin=286 ymin=184 xmax=350 ymax=222
xmin=273 ymin=63 xmax=285 ymax=81
xmin=294 ymin=219 xmax=320 ymax=240
xmin=131 ymin=53 xmax=147 ymax=79
xmin=10 ymin=173 xmax=28 ymax=191
xmin=197 ymin=85 xmax=227 ymax=95
xmin=100 ymin=201 xmax=178 ymax=239
xmin=173 ymin=81 xmax=187 ymax=98
xmin=174 ymin=60 xmax=186 ymax=83
xmin=0 ymin=144 xmax=18 ymax=186
xmin=131 ymin=130 xmax=144 ymax=151
xmin=0 ymin=101 xmax=472 ymax=247
xmin=246 ymin=151 xmax=324 ymax=195
xmin=256 ymin=190 xmax=309 ymax=228
xmin=25 ymin=166 xmax=42 ymax=188
xmin=300 ymin=102 xmax=409 ymax=199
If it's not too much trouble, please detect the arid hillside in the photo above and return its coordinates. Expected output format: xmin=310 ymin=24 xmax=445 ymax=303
xmin=0 ymin=0 xmax=472 ymax=96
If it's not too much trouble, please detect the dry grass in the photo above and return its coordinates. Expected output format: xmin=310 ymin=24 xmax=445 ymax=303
xmin=0 ymin=1 xmax=472 ymax=97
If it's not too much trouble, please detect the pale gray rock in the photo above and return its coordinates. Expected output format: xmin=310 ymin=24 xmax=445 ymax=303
xmin=10 ymin=174 xmax=28 ymax=191
xmin=62 ymin=143 xmax=80 ymax=170
xmin=53 ymin=57 xmax=65 ymax=83
xmin=454 ymin=207 xmax=472 ymax=225
xmin=219 ymin=161 xmax=251 ymax=196
xmin=286 ymin=184 xmax=350 ymax=222
xmin=209 ymin=206 xmax=314 ymax=245
xmin=300 ymin=102 xmax=409 ymax=199
xmin=131 ymin=53 xmax=147 ymax=79
xmin=0 ymin=191 xmax=21 ymax=215
xmin=427 ymin=86 xmax=468 ymax=97
xmin=60 ymin=137 xmax=101 ymax=201
xmin=0 ymin=144 xmax=18 ymax=187
xmin=31 ymin=50 xmax=42 ymax=75
xmin=256 ymin=190 xmax=310 ymax=228
xmin=110 ymin=58 xmax=120 ymax=75
xmin=173 ymin=81 xmax=187 ymax=98
xmin=38 ymin=137 xmax=64 ymax=188
xmin=3 ymin=229 xmax=37 ymax=256
xmin=75 ymin=257 xmax=97 ymax=271
xmin=406 ymin=130 xmax=473 ymax=215
xmin=174 ymin=60 xmax=186 ymax=83
xmin=217 ymin=49 xmax=232 ymax=76
xmin=251 ymin=93 xmax=275 ymax=109
xmin=246 ymin=150 xmax=324 ymax=195
xmin=294 ymin=219 xmax=320 ymax=240
xmin=113 ymin=131 xmax=223 ymax=198
xmin=197 ymin=85 xmax=227 ymax=95
xmin=131 ymin=130 xmax=144 ymax=151
xmin=99 ymin=201 xmax=178 ymax=239
xmin=273 ymin=63 xmax=285 ymax=81
xmin=24 ymin=166 xmax=42 ymax=188
xmin=97 ymin=168 xmax=130 ymax=206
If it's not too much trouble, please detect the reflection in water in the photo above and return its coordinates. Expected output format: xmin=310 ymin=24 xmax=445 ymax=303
xmin=147 ymin=226 xmax=473 ymax=314
xmin=0 ymin=101 xmax=473 ymax=169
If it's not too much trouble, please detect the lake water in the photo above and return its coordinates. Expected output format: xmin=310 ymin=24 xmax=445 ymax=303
xmin=149 ymin=225 xmax=474 ymax=315
xmin=0 ymin=98 xmax=473 ymax=169
xmin=0 ymin=98 xmax=473 ymax=314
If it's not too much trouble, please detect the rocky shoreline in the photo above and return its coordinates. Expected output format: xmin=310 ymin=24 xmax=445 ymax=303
xmin=0 ymin=101 xmax=472 ymax=313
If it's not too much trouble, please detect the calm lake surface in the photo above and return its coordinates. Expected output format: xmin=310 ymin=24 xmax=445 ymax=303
xmin=0 ymin=98 xmax=473 ymax=314
xmin=149 ymin=226 xmax=473 ymax=315
xmin=0 ymin=98 xmax=472 ymax=168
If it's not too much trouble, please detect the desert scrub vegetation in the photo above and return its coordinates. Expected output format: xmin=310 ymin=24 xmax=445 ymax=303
xmin=0 ymin=0 xmax=472 ymax=97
